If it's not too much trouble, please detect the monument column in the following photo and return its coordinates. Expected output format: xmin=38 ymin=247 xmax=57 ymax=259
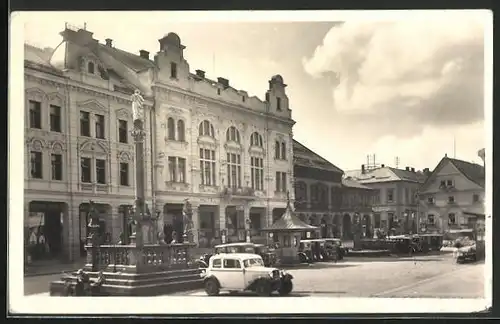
xmin=244 ymin=205 xmax=251 ymax=242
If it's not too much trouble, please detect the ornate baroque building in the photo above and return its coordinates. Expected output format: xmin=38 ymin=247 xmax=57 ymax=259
xmin=24 ymin=25 xmax=295 ymax=262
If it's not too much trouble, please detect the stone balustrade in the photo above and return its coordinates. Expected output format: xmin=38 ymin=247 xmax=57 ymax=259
xmin=84 ymin=243 xmax=196 ymax=273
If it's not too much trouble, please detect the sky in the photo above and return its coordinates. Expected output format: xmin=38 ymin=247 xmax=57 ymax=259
xmin=19 ymin=11 xmax=489 ymax=172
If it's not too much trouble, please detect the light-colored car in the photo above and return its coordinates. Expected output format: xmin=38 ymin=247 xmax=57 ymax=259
xmin=201 ymin=253 xmax=293 ymax=296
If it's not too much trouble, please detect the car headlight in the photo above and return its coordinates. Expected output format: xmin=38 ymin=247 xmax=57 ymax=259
xmin=268 ymin=272 xmax=274 ymax=278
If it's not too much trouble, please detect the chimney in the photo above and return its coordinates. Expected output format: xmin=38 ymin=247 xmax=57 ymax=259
xmin=411 ymin=167 xmax=415 ymax=172
xmin=405 ymin=167 xmax=410 ymax=171
xmin=195 ymin=69 xmax=205 ymax=78
xmin=217 ymin=77 xmax=229 ymax=89
xmin=139 ymin=50 xmax=150 ymax=60
xmin=105 ymin=38 xmax=113 ymax=47
xmin=361 ymin=164 xmax=366 ymax=174
xmin=381 ymin=164 xmax=385 ymax=168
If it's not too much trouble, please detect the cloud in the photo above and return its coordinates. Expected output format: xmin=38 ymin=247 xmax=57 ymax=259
xmin=302 ymin=16 xmax=485 ymax=138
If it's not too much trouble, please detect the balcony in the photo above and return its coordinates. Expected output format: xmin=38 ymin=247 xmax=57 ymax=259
xmin=221 ymin=187 xmax=256 ymax=200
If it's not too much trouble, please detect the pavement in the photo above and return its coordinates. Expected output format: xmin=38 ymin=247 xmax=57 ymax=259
xmin=25 ymin=253 xmax=485 ymax=298
xmin=24 ymin=258 xmax=87 ymax=277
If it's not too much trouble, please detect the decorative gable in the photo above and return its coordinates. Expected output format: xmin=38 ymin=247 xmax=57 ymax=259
xmin=77 ymin=99 xmax=108 ymax=112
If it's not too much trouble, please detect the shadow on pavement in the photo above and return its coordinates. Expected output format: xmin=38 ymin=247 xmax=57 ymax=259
xmin=285 ymin=263 xmax=358 ymax=270
xmin=221 ymin=292 xmax=310 ymax=297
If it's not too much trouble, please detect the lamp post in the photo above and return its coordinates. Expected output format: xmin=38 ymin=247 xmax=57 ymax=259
xmin=246 ymin=218 xmax=252 ymax=243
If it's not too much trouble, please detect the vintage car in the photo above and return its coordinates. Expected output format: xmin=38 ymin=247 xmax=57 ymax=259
xmin=196 ymin=242 xmax=277 ymax=268
xmin=298 ymin=239 xmax=337 ymax=263
xmin=386 ymin=235 xmax=418 ymax=255
xmin=200 ymin=253 xmax=294 ymax=296
xmin=324 ymin=238 xmax=347 ymax=260
xmin=455 ymin=240 xmax=484 ymax=263
xmin=419 ymin=234 xmax=444 ymax=251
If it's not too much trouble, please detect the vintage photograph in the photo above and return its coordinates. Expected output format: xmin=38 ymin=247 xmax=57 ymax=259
xmin=9 ymin=10 xmax=491 ymax=314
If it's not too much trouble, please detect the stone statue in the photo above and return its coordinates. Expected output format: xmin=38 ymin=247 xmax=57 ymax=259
xmin=131 ymin=89 xmax=145 ymax=122
xmin=182 ymin=199 xmax=193 ymax=238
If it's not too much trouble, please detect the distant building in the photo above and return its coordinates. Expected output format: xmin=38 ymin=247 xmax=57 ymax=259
xmin=292 ymin=141 xmax=375 ymax=239
xmin=417 ymin=155 xmax=485 ymax=233
xmin=345 ymin=165 xmax=427 ymax=235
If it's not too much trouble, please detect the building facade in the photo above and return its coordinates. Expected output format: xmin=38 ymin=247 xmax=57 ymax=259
xmin=417 ymin=155 xmax=485 ymax=233
xmin=345 ymin=165 xmax=427 ymax=235
xmin=24 ymin=25 xmax=295 ymax=262
xmin=292 ymin=140 xmax=374 ymax=240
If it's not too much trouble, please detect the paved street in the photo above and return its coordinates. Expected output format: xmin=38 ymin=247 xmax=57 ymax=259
xmin=25 ymin=253 xmax=484 ymax=298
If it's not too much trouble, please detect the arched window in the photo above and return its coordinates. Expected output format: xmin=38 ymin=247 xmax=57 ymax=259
xmin=250 ymin=132 xmax=263 ymax=147
xmin=177 ymin=120 xmax=185 ymax=141
xmin=88 ymin=62 xmax=95 ymax=74
xmin=199 ymin=120 xmax=215 ymax=137
xmin=226 ymin=126 xmax=240 ymax=143
xmin=167 ymin=117 xmax=175 ymax=140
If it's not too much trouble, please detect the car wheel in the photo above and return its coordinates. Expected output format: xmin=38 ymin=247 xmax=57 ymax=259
xmin=278 ymin=280 xmax=293 ymax=296
xmin=204 ymin=278 xmax=220 ymax=296
xmin=255 ymin=280 xmax=272 ymax=297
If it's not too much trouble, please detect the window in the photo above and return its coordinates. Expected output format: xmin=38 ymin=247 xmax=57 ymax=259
xmin=177 ymin=120 xmax=185 ymax=141
xmin=167 ymin=117 xmax=176 ymax=140
xmin=446 ymin=180 xmax=453 ymax=187
xmin=387 ymin=189 xmax=394 ymax=203
xmin=49 ymin=105 xmax=61 ymax=132
xmin=88 ymin=62 xmax=95 ymax=74
xmin=170 ymin=62 xmax=177 ymax=79
xmin=265 ymin=92 xmax=270 ymax=102
xmin=448 ymin=196 xmax=455 ymax=204
xmin=251 ymin=157 xmax=264 ymax=191
xmin=448 ymin=213 xmax=456 ymax=225
xmin=427 ymin=196 xmax=435 ymax=204
xmin=223 ymin=259 xmax=241 ymax=269
xmin=250 ymin=132 xmax=263 ymax=147
xmin=118 ymin=120 xmax=128 ymax=143
xmin=473 ymin=194 xmax=480 ymax=203
xmin=29 ymin=100 xmax=42 ymax=129
xmin=427 ymin=214 xmax=435 ymax=225
xmin=120 ymin=162 xmax=129 ymax=186
xmin=217 ymin=89 xmax=221 ymax=95
xmin=200 ymin=149 xmax=216 ymax=186
xmin=80 ymin=157 xmax=91 ymax=183
xmin=96 ymin=159 xmax=106 ymax=184
xmin=51 ymin=154 xmax=62 ymax=180
xmin=281 ymin=142 xmax=286 ymax=160
xmin=168 ymin=157 xmax=186 ymax=183
xmin=373 ymin=189 xmax=381 ymax=204
xmin=30 ymin=151 xmax=43 ymax=179
xmin=440 ymin=180 xmax=446 ymax=187
xmin=274 ymin=141 xmax=280 ymax=159
xmin=212 ymin=259 xmax=222 ymax=268
xmin=242 ymin=96 xmax=245 ymax=102
xmin=226 ymin=126 xmax=240 ymax=143
xmin=295 ymin=181 xmax=307 ymax=203
xmin=199 ymin=120 xmax=215 ymax=137
xmin=404 ymin=188 xmax=409 ymax=204
xmin=374 ymin=213 xmax=381 ymax=228
xmin=276 ymin=171 xmax=287 ymax=193
xmin=276 ymin=97 xmax=282 ymax=111
xmin=80 ymin=111 xmax=90 ymax=137
xmin=95 ymin=114 xmax=105 ymax=139
xmin=226 ymin=153 xmax=241 ymax=188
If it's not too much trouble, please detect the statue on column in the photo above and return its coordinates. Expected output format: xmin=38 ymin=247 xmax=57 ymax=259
xmin=182 ymin=199 xmax=193 ymax=242
xmin=131 ymin=90 xmax=145 ymax=122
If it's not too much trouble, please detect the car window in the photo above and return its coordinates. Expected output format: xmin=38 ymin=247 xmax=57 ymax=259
xmin=228 ymin=246 xmax=239 ymax=253
xmin=212 ymin=258 xmax=222 ymax=268
xmin=223 ymin=258 xmax=241 ymax=269
xmin=243 ymin=247 xmax=255 ymax=253
xmin=243 ymin=258 xmax=265 ymax=268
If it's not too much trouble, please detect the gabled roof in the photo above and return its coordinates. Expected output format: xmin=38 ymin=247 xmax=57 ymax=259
xmin=448 ymin=158 xmax=485 ymax=188
xmin=420 ymin=156 xmax=485 ymax=191
xmin=293 ymin=140 xmax=344 ymax=174
xmin=263 ymin=193 xmax=318 ymax=232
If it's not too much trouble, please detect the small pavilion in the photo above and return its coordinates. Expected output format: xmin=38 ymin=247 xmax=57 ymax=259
xmin=262 ymin=191 xmax=318 ymax=264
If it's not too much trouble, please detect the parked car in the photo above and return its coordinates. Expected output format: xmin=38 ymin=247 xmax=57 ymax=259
xmin=201 ymin=253 xmax=294 ymax=296
xmin=419 ymin=234 xmax=444 ymax=251
xmin=456 ymin=240 xmax=485 ymax=263
xmin=324 ymin=238 xmax=346 ymax=260
xmin=196 ymin=242 xmax=278 ymax=268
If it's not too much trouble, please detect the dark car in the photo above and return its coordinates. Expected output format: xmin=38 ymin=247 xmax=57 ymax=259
xmin=196 ymin=242 xmax=278 ymax=268
xmin=298 ymin=239 xmax=338 ymax=263
xmin=419 ymin=234 xmax=444 ymax=251
xmin=324 ymin=238 xmax=346 ymax=260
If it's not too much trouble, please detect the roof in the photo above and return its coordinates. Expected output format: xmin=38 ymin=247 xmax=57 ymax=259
xmin=420 ymin=156 xmax=485 ymax=192
xmin=342 ymin=177 xmax=373 ymax=190
xmin=97 ymin=44 xmax=155 ymax=72
xmin=263 ymin=193 xmax=318 ymax=232
xmin=24 ymin=44 xmax=53 ymax=65
xmin=344 ymin=166 xmax=426 ymax=184
xmin=211 ymin=253 xmax=261 ymax=260
xmin=448 ymin=158 xmax=485 ymax=188
xmin=214 ymin=242 xmax=256 ymax=248
xmin=293 ymin=140 xmax=344 ymax=174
